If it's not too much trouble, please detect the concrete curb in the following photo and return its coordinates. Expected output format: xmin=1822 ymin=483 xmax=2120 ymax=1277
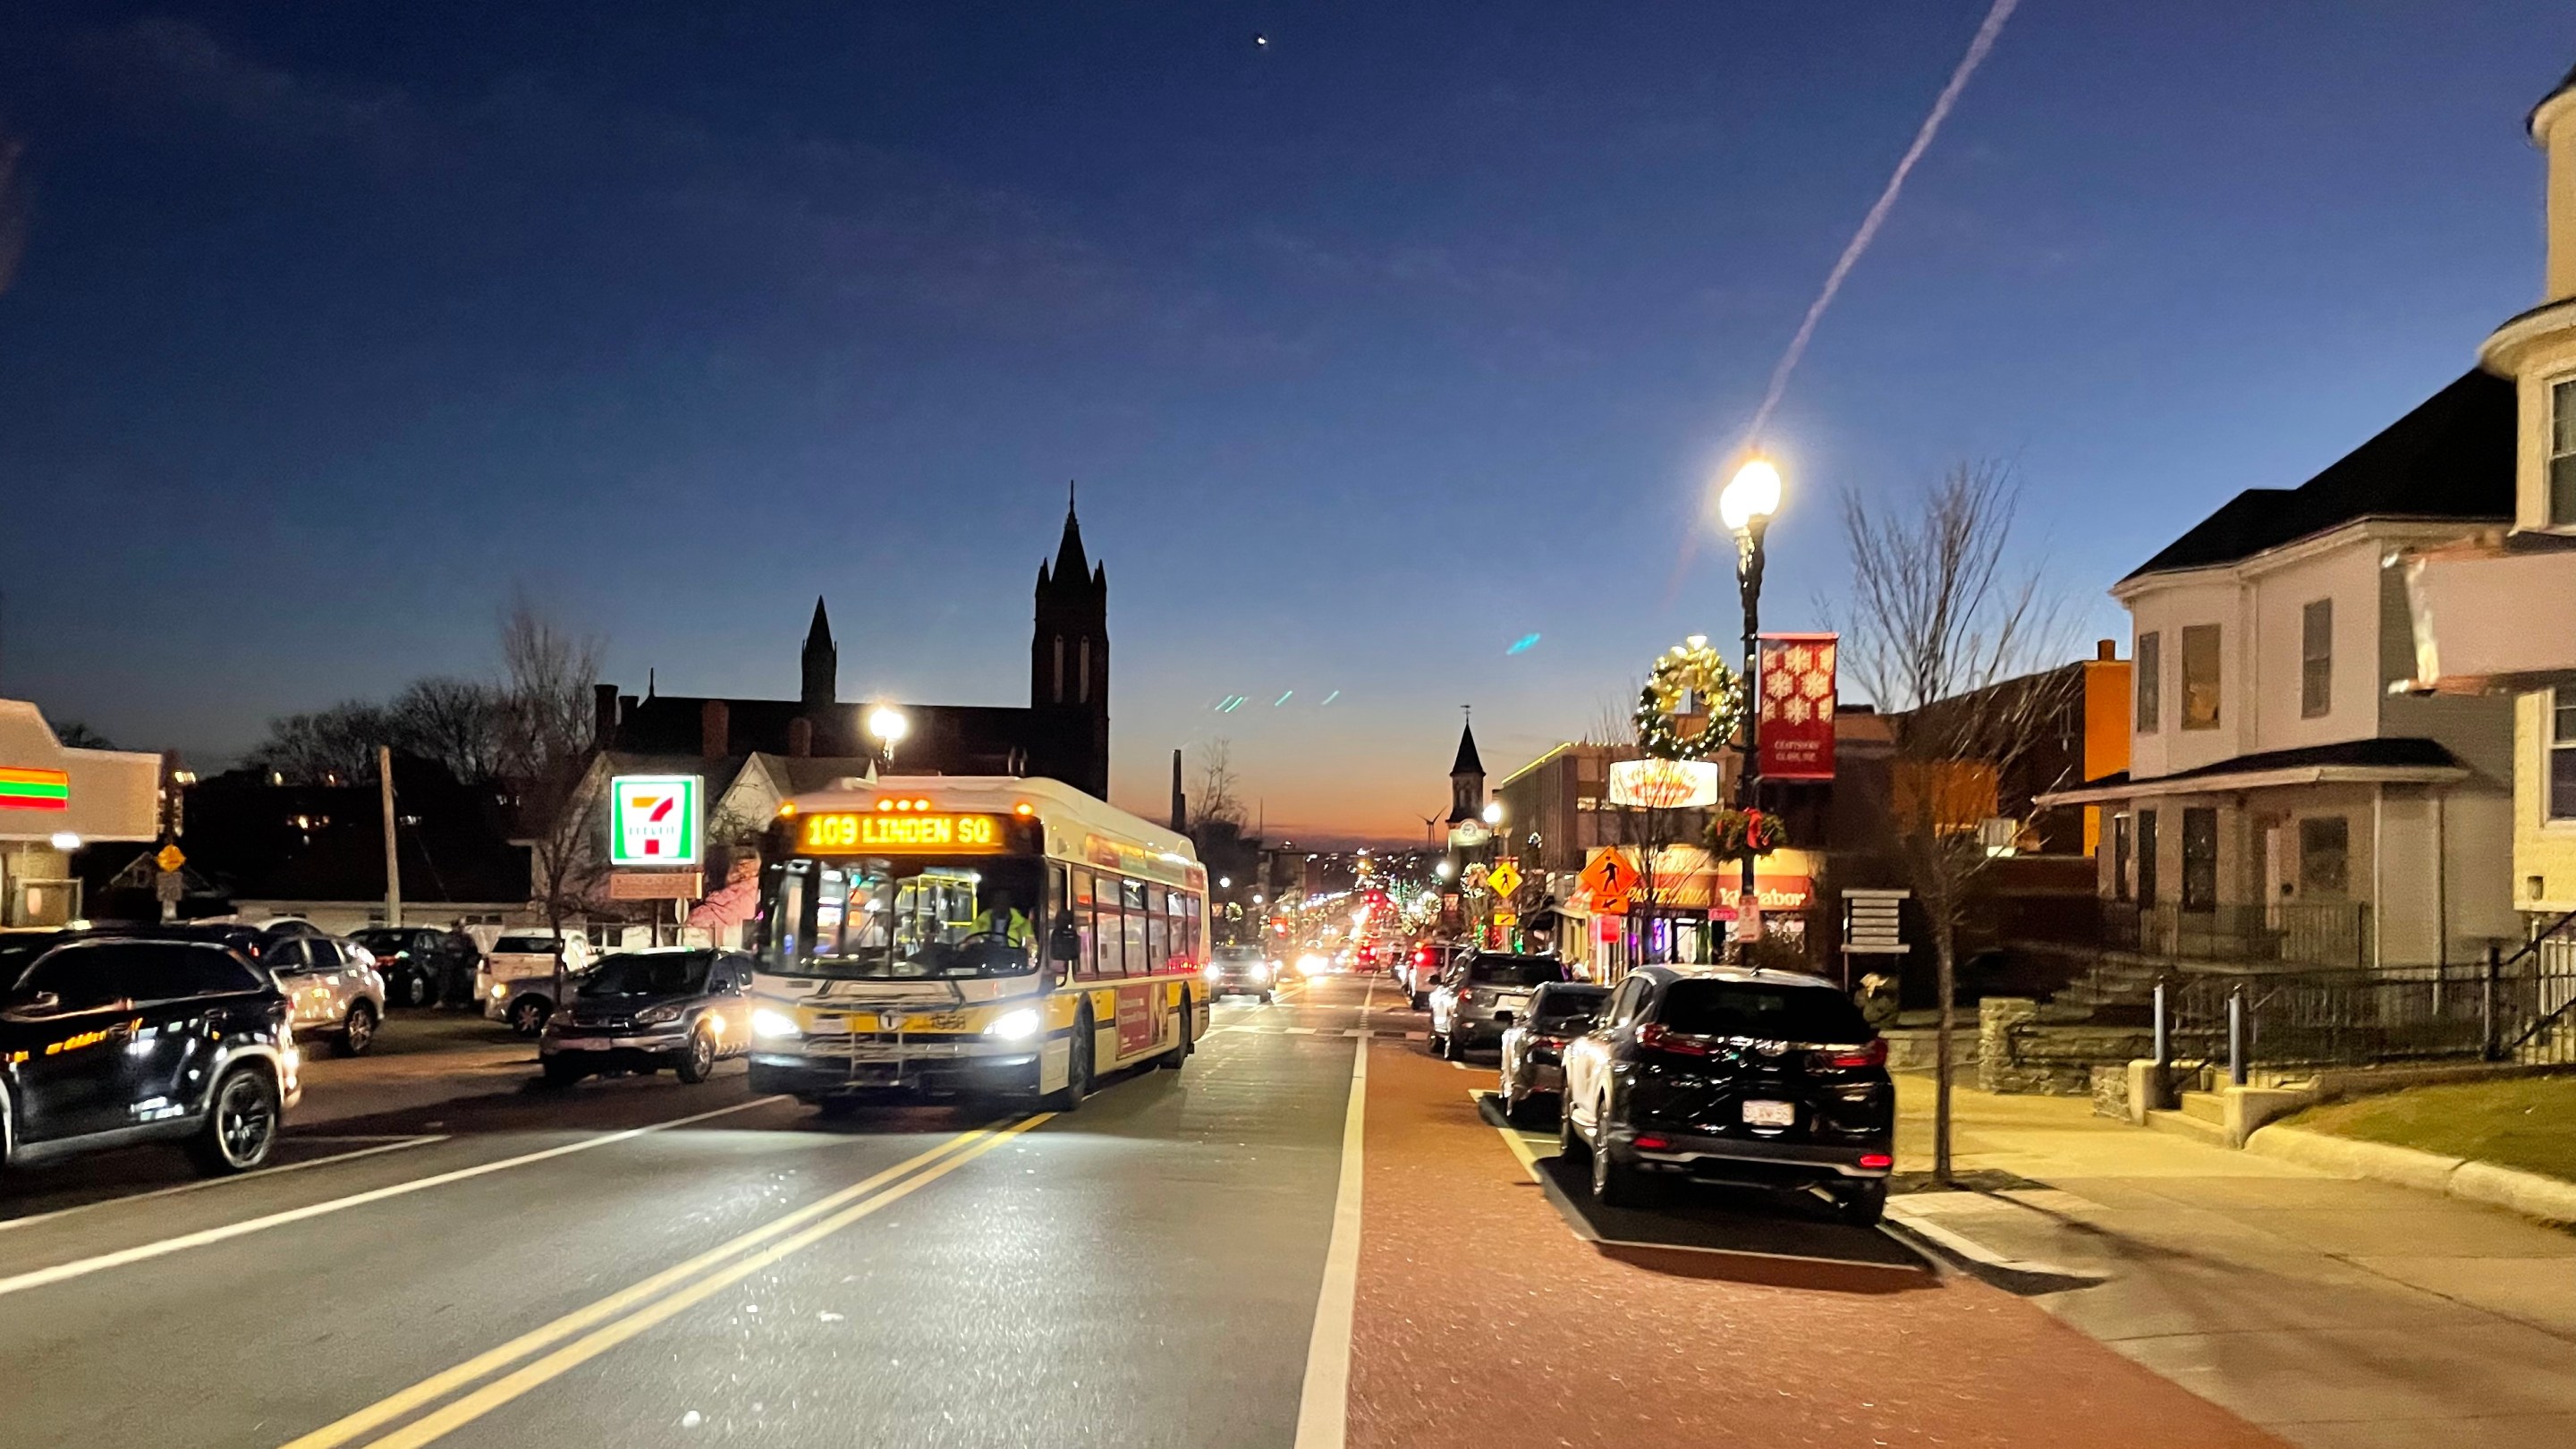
xmin=2245 ymin=1123 xmax=2576 ymax=1224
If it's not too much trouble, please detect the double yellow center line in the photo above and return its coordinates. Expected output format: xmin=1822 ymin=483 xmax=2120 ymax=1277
xmin=279 ymin=1112 xmax=1053 ymax=1449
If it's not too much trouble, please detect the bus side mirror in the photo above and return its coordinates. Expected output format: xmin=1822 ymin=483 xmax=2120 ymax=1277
xmin=1049 ymin=923 xmax=1080 ymax=963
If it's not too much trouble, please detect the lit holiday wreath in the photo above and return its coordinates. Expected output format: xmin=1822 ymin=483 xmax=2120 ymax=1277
xmin=1705 ymin=806 xmax=1786 ymax=861
xmin=1632 ymin=635 xmax=1744 ymax=762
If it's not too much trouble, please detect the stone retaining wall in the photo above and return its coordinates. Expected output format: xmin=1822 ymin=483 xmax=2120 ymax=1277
xmin=1978 ymin=996 xmax=2157 ymax=1097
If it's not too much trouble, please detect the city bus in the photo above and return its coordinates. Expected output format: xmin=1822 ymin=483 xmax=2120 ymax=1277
xmin=746 ymin=775 xmax=1211 ymax=1112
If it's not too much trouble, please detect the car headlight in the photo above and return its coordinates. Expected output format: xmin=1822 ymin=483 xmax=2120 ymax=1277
xmin=984 ymin=1007 xmax=1042 ymax=1041
xmin=636 ymin=1004 xmax=683 ymax=1025
xmin=750 ymin=1008 xmax=802 ymax=1039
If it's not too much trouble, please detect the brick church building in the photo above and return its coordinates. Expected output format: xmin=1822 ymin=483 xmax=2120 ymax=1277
xmin=592 ymin=496 xmax=1114 ymax=798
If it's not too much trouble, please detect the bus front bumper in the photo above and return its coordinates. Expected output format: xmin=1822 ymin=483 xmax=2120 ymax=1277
xmin=750 ymin=1036 xmax=1042 ymax=1098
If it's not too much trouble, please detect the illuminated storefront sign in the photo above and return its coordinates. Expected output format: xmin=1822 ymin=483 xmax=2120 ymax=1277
xmin=0 ymin=767 xmax=69 ymax=811
xmin=608 ymin=775 xmax=702 ymax=867
xmin=1606 ymin=758 xmax=1720 ymax=809
xmin=801 ymin=811 xmax=1004 ymax=854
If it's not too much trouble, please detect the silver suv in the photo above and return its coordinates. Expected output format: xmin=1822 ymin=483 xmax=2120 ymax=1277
xmin=264 ymin=933 xmax=387 ymax=1056
xmin=1428 ymin=952 xmax=1571 ymax=1060
xmin=538 ymin=948 xmax=754 ymax=1085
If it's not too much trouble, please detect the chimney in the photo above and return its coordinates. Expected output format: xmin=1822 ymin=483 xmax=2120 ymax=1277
xmin=2096 ymin=639 xmax=2117 ymax=662
xmin=700 ymin=700 xmax=730 ymax=759
xmin=593 ymin=684 xmax=621 ymax=748
xmin=1170 ymin=749 xmax=1187 ymax=832
xmin=787 ymin=716 xmax=814 ymax=758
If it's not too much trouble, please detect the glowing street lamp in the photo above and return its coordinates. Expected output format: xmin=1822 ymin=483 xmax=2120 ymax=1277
xmin=867 ymin=706 xmax=908 ymax=770
xmin=1719 ymin=457 xmax=1783 ymax=951
xmin=1481 ymin=800 xmax=1503 ymax=827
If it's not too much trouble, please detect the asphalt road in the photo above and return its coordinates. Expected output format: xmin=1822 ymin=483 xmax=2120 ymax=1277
xmin=0 ymin=982 xmax=1367 ymax=1449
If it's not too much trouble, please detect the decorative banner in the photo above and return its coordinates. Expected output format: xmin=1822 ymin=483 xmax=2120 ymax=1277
xmin=1757 ymin=633 xmax=1838 ymax=781
xmin=609 ymin=775 xmax=702 ymax=867
xmin=1606 ymin=758 xmax=1721 ymax=809
xmin=0 ymin=767 xmax=70 ymax=811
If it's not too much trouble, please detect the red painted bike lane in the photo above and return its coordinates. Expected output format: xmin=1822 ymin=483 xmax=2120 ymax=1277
xmin=1343 ymin=1038 xmax=2290 ymax=1449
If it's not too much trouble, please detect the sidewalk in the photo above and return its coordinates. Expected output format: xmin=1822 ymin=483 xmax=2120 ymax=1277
xmin=1891 ymin=1072 xmax=2576 ymax=1448
xmin=1345 ymin=1041 xmax=2284 ymax=1448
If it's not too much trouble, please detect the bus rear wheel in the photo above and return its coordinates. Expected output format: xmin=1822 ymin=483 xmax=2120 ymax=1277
xmin=1159 ymin=993 xmax=1192 ymax=1071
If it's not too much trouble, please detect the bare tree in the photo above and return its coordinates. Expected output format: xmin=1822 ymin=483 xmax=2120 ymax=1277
xmin=496 ymin=591 xmax=609 ymax=955
xmin=0 ymin=131 xmax=26 ymax=299
xmin=1835 ymin=462 xmax=2073 ymax=1182
xmin=1188 ymin=738 xmax=1247 ymax=834
xmin=387 ymin=676 xmax=508 ymax=785
xmin=245 ymin=700 xmax=394 ymax=784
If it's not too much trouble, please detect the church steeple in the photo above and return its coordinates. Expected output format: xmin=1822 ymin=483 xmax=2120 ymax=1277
xmin=1033 ymin=482 xmax=1110 ymax=795
xmin=1446 ymin=713 xmax=1487 ymax=825
xmin=801 ymin=597 xmax=837 ymax=708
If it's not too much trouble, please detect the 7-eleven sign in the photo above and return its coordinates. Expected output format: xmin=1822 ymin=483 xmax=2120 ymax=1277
xmin=609 ymin=775 xmax=701 ymax=867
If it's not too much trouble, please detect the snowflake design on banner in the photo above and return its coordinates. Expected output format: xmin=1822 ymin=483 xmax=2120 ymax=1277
xmin=1759 ymin=640 xmax=1836 ymax=724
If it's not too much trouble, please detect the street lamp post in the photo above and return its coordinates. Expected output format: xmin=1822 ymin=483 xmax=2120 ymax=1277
xmin=1720 ymin=458 xmax=1782 ymax=957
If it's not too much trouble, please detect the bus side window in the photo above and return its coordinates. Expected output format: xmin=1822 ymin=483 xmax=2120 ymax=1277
xmin=1121 ymin=878 xmax=1148 ymax=978
xmin=1182 ymin=893 xmax=1201 ymax=962
xmin=1143 ymin=885 xmax=1170 ymax=973
xmin=1070 ymin=869 xmax=1097 ymax=979
xmin=1093 ymin=876 xmax=1123 ymax=979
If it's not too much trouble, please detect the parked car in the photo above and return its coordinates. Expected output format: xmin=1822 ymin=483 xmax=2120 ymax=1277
xmin=262 ymin=933 xmax=387 ymax=1055
xmin=1 ymin=937 xmax=301 ymax=1175
xmin=479 ymin=928 xmax=596 ymax=1035
xmin=1497 ymin=981 xmax=1611 ymax=1125
xmin=1428 ymin=952 xmax=1570 ymax=1059
xmin=1557 ymin=965 xmax=1894 ymax=1223
xmin=1401 ymin=943 xmax=1465 ymax=1010
xmin=1202 ymin=944 xmax=1279 ymax=1003
xmin=539 ymin=948 xmax=753 ymax=1085
xmin=349 ymin=928 xmax=477 ymax=1009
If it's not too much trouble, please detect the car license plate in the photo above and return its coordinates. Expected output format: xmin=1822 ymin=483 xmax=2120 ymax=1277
xmin=1742 ymin=1099 xmax=1796 ymax=1128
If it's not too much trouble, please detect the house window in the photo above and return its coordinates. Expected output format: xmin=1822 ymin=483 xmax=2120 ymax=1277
xmin=2137 ymin=809 xmax=2159 ymax=906
xmin=2554 ymin=691 xmax=2576 ymax=822
xmin=2298 ymin=817 xmax=2350 ymax=896
xmin=2553 ymin=380 xmax=2576 ymax=526
xmin=2112 ymin=813 xmax=2133 ymax=902
xmin=2135 ymin=631 xmax=2161 ymax=733
xmin=2181 ymin=807 xmax=2218 ymax=910
xmin=2301 ymin=600 xmax=2332 ymax=718
xmin=2181 ymin=624 xmax=2222 ymax=731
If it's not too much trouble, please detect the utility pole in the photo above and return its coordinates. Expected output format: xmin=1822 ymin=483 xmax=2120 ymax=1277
xmin=379 ymin=745 xmax=402 ymax=928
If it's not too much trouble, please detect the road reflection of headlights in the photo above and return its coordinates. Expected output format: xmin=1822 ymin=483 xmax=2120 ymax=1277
xmin=750 ymin=1008 xmax=802 ymax=1039
xmin=984 ymin=1007 xmax=1041 ymax=1040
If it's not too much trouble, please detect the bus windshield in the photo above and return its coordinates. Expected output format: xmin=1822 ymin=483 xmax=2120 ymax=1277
xmin=764 ymin=856 xmax=1047 ymax=980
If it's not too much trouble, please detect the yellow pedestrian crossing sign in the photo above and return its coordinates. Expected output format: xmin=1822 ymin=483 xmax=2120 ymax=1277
xmin=1486 ymin=860 xmax=1521 ymax=899
xmin=156 ymin=843 xmax=186 ymax=874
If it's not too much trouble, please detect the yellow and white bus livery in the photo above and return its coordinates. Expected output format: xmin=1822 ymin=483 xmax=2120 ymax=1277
xmin=747 ymin=775 xmax=1212 ymax=1111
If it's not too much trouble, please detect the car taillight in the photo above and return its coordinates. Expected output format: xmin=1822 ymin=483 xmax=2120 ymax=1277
xmin=1859 ymin=1152 xmax=1894 ymax=1169
xmin=1536 ymin=1033 xmax=1569 ymax=1047
xmin=1636 ymin=1022 xmax=1710 ymax=1056
xmin=1631 ymin=1134 xmax=1673 ymax=1151
xmin=1815 ymin=1039 xmax=1889 ymax=1070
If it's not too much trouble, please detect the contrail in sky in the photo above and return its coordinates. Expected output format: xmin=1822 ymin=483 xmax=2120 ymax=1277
xmin=1739 ymin=0 xmax=2021 ymax=451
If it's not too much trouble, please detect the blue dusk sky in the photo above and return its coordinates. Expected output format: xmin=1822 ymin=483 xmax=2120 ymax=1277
xmin=1 ymin=3 xmax=2569 ymax=838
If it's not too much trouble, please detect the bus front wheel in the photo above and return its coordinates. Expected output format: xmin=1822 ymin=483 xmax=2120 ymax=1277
xmin=1045 ymin=1012 xmax=1092 ymax=1113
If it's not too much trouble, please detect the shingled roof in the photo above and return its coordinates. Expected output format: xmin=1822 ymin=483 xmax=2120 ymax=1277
xmin=2123 ymin=369 xmax=2514 ymax=581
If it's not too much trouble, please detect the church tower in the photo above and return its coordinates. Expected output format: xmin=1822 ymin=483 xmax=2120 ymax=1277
xmin=801 ymin=597 xmax=837 ymax=709
xmin=1032 ymin=485 xmax=1110 ymax=794
xmin=1446 ymin=716 xmax=1487 ymax=826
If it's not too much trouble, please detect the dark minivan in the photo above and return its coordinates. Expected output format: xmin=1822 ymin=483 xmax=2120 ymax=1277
xmin=1 ymin=937 xmax=300 ymax=1176
xmin=1558 ymin=965 xmax=1894 ymax=1223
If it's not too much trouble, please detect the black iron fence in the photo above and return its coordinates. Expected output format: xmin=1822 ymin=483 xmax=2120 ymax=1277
xmin=2105 ymin=901 xmax=2371 ymax=970
xmin=2151 ymin=911 xmax=2576 ymax=1080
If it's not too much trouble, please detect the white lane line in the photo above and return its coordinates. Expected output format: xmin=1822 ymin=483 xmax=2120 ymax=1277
xmin=0 ymin=1097 xmax=781 ymax=1301
xmin=0 ymin=1136 xmax=448 ymax=1235
xmin=1469 ymin=1089 xmax=1548 ymax=1185
xmin=1292 ymin=1030 xmax=1367 ymax=1449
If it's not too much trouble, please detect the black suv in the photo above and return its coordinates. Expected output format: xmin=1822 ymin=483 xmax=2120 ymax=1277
xmin=1 ymin=937 xmax=301 ymax=1176
xmin=350 ymin=927 xmax=477 ymax=1009
xmin=1558 ymin=965 xmax=1894 ymax=1224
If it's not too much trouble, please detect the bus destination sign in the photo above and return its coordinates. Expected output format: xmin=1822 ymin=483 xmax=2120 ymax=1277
xmin=801 ymin=811 xmax=1006 ymax=854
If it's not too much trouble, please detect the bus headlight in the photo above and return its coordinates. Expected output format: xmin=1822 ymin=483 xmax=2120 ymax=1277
xmin=750 ymin=1008 xmax=803 ymax=1040
xmin=984 ymin=1008 xmax=1042 ymax=1041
